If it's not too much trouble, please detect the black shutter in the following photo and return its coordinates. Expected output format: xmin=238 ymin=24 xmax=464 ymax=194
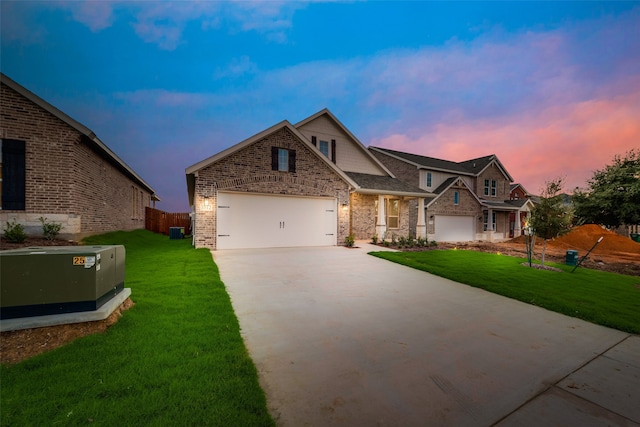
xmin=288 ymin=149 xmax=296 ymax=173
xmin=331 ymin=139 xmax=336 ymax=164
xmin=271 ymin=147 xmax=279 ymax=171
xmin=311 ymin=136 xmax=317 ymax=146
xmin=2 ymin=139 xmax=26 ymax=210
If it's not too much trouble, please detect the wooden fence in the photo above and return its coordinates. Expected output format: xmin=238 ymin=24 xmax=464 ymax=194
xmin=145 ymin=207 xmax=191 ymax=236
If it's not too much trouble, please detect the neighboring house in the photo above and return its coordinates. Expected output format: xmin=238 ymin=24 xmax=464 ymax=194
xmin=185 ymin=109 xmax=428 ymax=250
xmin=370 ymin=147 xmax=535 ymax=242
xmin=0 ymin=73 xmax=159 ymax=240
xmin=510 ymin=183 xmax=531 ymax=201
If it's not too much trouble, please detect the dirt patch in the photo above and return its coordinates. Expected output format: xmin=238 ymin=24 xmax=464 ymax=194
xmin=1 ymin=236 xmax=80 ymax=250
xmin=0 ymin=298 xmax=134 ymax=365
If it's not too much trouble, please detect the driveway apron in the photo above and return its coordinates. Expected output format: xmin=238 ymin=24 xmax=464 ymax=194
xmin=213 ymin=245 xmax=633 ymax=426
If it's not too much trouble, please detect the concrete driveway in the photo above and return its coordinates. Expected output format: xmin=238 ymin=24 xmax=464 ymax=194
xmin=213 ymin=244 xmax=638 ymax=426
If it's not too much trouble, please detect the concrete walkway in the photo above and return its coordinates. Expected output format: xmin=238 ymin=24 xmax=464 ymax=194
xmin=213 ymin=244 xmax=639 ymax=426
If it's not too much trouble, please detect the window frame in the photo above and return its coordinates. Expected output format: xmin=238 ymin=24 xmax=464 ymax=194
xmin=374 ymin=198 xmax=400 ymax=229
xmin=319 ymin=140 xmax=329 ymax=158
xmin=453 ymin=191 xmax=459 ymax=205
xmin=426 ymin=172 xmax=432 ymax=188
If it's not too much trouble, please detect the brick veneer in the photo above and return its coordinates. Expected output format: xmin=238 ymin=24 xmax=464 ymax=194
xmin=193 ymin=127 xmax=351 ymax=249
xmin=0 ymin=82 xmax=151 ymax=239
xmin=349 ymin=193 xmax=410 ymax=240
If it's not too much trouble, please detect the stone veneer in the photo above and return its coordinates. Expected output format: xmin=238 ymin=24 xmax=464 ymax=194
xmin=193 ymin=127 xmax=351 ymax=249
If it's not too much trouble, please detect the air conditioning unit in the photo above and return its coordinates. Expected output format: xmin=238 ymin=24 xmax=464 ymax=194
xmin=0 ymin=245 xmax=125 ymax=320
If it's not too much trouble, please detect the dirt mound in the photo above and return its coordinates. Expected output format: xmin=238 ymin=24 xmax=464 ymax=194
xmin=548 ymin=224 xmax=640 ymax=255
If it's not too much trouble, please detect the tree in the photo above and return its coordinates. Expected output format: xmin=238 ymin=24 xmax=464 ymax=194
xmin=573 ymin=149 xmax=640 ymax=228
xmin=529 ymin=178 xmax=574 ymax=266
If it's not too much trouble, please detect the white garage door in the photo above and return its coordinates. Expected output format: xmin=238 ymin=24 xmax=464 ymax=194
xmin=433 ymin=215 xmax=475 ymax=242
xmin=217 ymin=192 xmax=338 ymax=250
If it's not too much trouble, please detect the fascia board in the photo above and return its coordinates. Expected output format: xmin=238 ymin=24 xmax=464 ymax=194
xmin=185 ymin=120 xmax=360 ymax=203
xmin=295 ymin=109 xmax=396 ymax=178
xmin=354 ymin=188 xmax=432 ymax=198
xmin=476 ymin=157 xmax=514 ymax=182
xmin=426 ymin=176 xmax=483 ymax=208
xmin=1 ymin=73 xmax=158 ymax=197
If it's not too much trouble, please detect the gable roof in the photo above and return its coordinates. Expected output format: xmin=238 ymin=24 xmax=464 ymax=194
xmin=426 ymin=176 xmax=483 ymax=208
xmin=0 ymin=73 xmax=158 ymax=199
xmin=295 ymin=109 xmax=394 ymax=177
xmin=369 ymin=146 xmax=514 ymax=181
xmin=185 ymin=120 xmax=360 ymax=206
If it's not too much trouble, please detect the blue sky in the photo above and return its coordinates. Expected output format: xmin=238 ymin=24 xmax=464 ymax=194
xmin=2 ymin=1 xmax=639 ymax=211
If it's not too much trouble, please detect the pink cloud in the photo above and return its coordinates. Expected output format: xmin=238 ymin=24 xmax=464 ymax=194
xmin=372 ymin=88 xmax=640 ymax=195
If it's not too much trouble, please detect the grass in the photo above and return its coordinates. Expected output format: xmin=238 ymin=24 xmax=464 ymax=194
xmin=1 ymin=230 xmax=274 ymax=427
xmin=370 ymin=249 xmax=640 ymax=334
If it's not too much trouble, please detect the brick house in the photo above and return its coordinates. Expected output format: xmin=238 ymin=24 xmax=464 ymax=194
xmin=0 ymin=73 xmax=159 ymax=240
xmin=369 ymin=147 xmax=535 ymax=242
xmin=186 ymin=109 xmax=428 ymax=250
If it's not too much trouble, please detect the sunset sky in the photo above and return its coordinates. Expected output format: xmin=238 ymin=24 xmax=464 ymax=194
xmin=2 ymin=1 xmax=639 ymax=211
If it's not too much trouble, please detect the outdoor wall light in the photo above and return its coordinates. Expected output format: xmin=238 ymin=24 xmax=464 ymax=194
xmin=341 ymin=201 xmax=349 ymax=210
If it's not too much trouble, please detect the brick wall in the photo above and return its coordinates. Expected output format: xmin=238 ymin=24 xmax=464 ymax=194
xmin=476 ymin=164 xmax=510 ymax=200
xmin=0 ymin=82 xmax=149 ymax=239
xmin=193 ymin=127 xmax=351 ymax=249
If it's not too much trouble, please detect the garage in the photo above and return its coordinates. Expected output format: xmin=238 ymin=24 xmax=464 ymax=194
xmin=216 ymin=192 xmax=338 ymax=250
xmin=433 ymin=215 xmax=475 ymax=242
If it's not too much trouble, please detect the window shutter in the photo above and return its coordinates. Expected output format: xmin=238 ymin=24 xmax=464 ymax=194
xmin=271 ymin=147 xmax=278 ymax=171
xmin=1 ymin=139 xmax=26 ymax=210
xmin=311 ymin=136 xmax=317 ymax=146
xmin=288 ymin=149 xmax=296 ymax=173
xmin=331 ymin=139 xmax=336 ymax=164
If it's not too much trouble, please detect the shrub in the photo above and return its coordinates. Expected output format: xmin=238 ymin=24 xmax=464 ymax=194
xmin=39 ymin=217 xmax=63 ymax=241
xmin=3 ymin=220 xmax=27 ymax=243
xmin=398 ymin=236 xmax=406 ymax=248
xmin=344 ymin=233 xmax=355 ymax=247
xmin=391 ymin=233 xmax=397 ymax=245
xmin=430 ymin=240 xmax=438 ymax=247
xmin=371 ymin=234 xmax=378 ymax=244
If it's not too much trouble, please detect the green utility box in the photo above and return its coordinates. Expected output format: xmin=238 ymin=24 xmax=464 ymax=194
xmin=631 ymin=233 xmax=640 ymax=243
xmin=169 ymin=227 xmax=185 ymax=239
xmin=565 ymin=250 xmax=579 ymax=266
xmin=0 ymin=245 xmax=125 ymax=320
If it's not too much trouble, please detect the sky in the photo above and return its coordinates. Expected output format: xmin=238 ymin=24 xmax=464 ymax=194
xmin=2 ymin=1 xmax=639 ymax=212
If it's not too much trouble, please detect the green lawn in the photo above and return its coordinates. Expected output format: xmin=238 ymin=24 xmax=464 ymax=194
xmin=1 ymin=230 xmax=274 ymax=427
xmin=371 ymin=249 xmax=640 ymax=334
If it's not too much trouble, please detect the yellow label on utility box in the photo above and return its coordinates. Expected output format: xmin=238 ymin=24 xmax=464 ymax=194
xmin=73 ymin=256 xmax=86 ymax=266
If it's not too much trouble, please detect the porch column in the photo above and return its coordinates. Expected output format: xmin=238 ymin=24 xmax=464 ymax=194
xmin=488 ymin=208 xmax=494 ymax=242
xmin=514 ymin=209 xmax=522 ymax=236
xmin=416 ymin=197 xmax=426 ymax=238
xmin=375 ymin=194 xmax=386 ymax=240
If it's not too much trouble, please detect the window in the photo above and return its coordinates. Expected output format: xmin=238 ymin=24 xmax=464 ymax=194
xmin=483 ymin=211 xmax=496 ymax=231
xmin=271 ymin=147 xmax=296 ymax=173
xmin=491 ymin=180 xmax=497 ymax=197
xmin=374 ymin=198 xmax=400 ymax=229
xmin=454 ymin=191 xmax=459 ymax=205
xmin=319 ymin=140 xmax=329 ymax=158
xmin=484 ymin=179 xmax=490 ymax=196
xmin=1 ymin=139 xmax=26 ymax=210
xmin=278 ymin=149 xmax=289 ymax=171
xmin=426 ymin=172 xmax=432 ymax=188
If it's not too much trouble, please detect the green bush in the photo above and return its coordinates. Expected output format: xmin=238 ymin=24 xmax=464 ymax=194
xmin=39 ymin=217 xmax=63 ymax=240
xmin=3 ymin=220 xmax=27 ymax=243
xmin=344 ymin=233 xmax=356 ymax=247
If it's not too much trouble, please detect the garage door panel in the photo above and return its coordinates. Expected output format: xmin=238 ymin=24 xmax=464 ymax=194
xmin=217 ymin=193 xmax=337 ymax=249
xmin=434 ymin=215 xmax=474 ymax=242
